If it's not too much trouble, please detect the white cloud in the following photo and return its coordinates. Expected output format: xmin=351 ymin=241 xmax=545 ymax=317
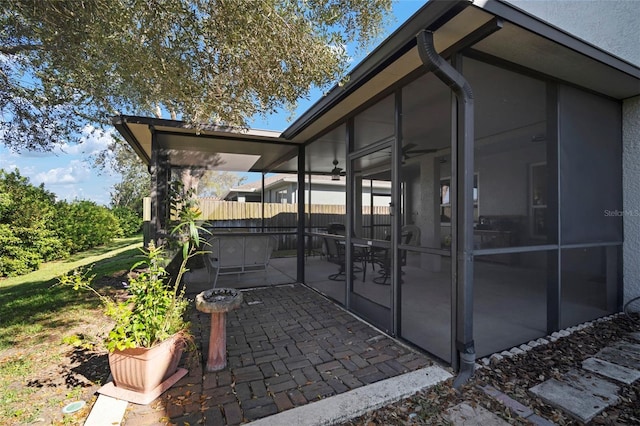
xmin=58 ymin=125 xmax=113 ymax=156
xmin=9 ymin=125 xmax=113 ymax=157
xmin=32 ymin=160 xmax=91 ymax=186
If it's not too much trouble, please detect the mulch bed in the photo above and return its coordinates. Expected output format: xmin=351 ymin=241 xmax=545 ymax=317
xmin=344 ymin=313 xmax=640 ymax=425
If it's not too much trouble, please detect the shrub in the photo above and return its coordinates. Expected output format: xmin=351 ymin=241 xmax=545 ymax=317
xmin=111 ymin=206 xmax=142 ymax=237
xmin=0 ymin=225 xmax=39 ymax=276
xmin=0 ymin=170 xmax=66 ymax=276
xmin=54 ymin=200 xmax=121 ymax=253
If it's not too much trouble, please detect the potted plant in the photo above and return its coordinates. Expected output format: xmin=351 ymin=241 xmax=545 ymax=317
xmin=59 ymin=181 xmax=205 ymax=398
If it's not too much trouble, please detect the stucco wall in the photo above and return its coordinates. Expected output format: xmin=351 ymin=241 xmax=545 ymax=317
xmin=623 ymin=95 xmax=640 ymax=304
xmin=506 ymin=0 xmax=640 ymax=66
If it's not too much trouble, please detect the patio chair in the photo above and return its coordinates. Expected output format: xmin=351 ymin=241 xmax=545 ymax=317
xmin=205 ymin=234 xmax=277 ymax=288
xmin=371 ymin=225 xmax=421 ymax=285
xmin=324 ymin=236 xmax=346 ymax=281
xmin=323 ymin=236 xmax=367 ymax=281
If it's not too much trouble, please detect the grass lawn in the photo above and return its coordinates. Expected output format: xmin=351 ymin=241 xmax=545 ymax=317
xmin=0 ymin=236 xmax=143 ymax=425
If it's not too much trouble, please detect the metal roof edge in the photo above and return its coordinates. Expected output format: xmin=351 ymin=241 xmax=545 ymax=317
xmin=111 ymin=115 xmax=151 ymax=166
xmin=281 ymin=0 xmax=470 ymax=140
xmin=114 ymin=114 xmax=284 ymax=138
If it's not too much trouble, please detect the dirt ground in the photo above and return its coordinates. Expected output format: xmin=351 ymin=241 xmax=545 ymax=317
xmin=0 ymin=276 xmax=118 ymax=425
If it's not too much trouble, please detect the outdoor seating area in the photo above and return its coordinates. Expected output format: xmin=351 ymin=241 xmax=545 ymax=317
xmin=205 ymin=234 xmax=278 ymax=288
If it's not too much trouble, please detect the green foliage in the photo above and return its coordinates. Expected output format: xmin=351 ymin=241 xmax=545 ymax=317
xmin=57 ymin=245 xmax=189 ymax=351
xmin=112 ymin=206 xmax=143 ymax=237
xmin=0 ymin=238 xmax=141 ymax=425
xmin=0 ymin=170 xmax=67 ymax=276
xmin=57 ymin=182 xmax=205 ymax=351
xmin=1 ymin=0 xmax=391 ymax=151
xmin=107 ymin=244 xmax=189 ymax=350
xmin=53 ymin=200 xmax=121 ymax=253
xmin=0 ymin=169 xmax=128 ymax=277
xmin=93 ymin=137 xmax=149 ymax=215
xmin=0 ymin=226 xmax=41 ymax=276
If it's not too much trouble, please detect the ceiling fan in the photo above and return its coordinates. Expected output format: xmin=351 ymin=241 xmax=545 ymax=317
xmin=401 ymin=143 xmax=438 ymax=160
xmin=330 ymin=159 xmax=344 ymax=180
xmin=369 ymin=143 xmax=438 ymax=163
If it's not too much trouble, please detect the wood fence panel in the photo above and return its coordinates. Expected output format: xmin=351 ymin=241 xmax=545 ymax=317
xmin=197 ymin=199 xmax=390 ymax=249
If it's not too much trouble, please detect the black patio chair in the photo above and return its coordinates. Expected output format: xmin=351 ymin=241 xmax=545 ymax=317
xmin=371 ymin=225 xmax=421 ymax=285
xmin=324 ymin=236 xmax=346 ymax=281
xmin=323 ymin=236 xmax=367 ymax=281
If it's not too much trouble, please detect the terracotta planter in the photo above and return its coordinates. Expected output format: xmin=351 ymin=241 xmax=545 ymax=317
xmin=108 ymin=334 xmax=184 ymax=393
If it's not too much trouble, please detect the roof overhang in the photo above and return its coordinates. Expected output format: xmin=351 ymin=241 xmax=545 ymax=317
xmin=113 ymin=0 xmax=639 ymax=175
xmin=281 ymin=0 xmax=640 ymax=145
xmin=112 ymin=115 xmax=300 ymax=172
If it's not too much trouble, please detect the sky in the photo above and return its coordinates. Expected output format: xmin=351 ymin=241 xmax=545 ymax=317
xmin=0 ymin=1 xmax=425 ymax=205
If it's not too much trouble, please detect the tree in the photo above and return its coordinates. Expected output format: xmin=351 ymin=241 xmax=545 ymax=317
xmin=0 ymin=169 xmax=65 ymax=275
xmin=198 ymin=171 xmax=248 ymax=198
xmin=93 ymin=137 xmax=149 ymax=214
xmin=53 ymin=200 xmax=120 ymax=253
xmin=1 ymin=0 xmax=392 ymax=152
xmin=92 ymin=136 xmax=148 ymax=235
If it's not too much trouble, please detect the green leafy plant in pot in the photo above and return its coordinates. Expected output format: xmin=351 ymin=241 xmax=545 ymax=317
xmin=58 ymin=181 xmax=207 ymax=395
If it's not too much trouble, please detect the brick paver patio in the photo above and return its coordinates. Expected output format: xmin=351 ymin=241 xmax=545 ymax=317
xmin=122 ymin=284 xmax=433 ymax=425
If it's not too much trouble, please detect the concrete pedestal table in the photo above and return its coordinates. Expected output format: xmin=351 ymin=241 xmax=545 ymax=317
xmin=195 ymin=288 xmax=243 ymax=372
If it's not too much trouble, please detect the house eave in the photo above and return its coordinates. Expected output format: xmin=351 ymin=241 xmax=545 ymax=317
xmin=281 ymin=0 xmax=640 ymax=146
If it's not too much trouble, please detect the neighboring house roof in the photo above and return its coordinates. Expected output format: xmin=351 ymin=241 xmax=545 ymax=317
xmin=222 ymin=174 xmax=391 ymax=200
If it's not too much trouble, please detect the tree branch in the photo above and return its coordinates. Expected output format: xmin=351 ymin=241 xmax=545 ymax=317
xmin=0 ymin=43 xmax=41 ymax=55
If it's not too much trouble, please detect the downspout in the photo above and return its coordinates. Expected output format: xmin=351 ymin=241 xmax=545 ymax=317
xmin=417 ymin=30 xmax=476 ymax=388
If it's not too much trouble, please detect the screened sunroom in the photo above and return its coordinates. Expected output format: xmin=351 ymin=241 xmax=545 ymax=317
xmin=115 ymin=0 xmax=639 ymax=373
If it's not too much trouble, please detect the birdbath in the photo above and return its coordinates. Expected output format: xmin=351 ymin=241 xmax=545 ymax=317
xmin=195 ymin=288 xmax=243 ymax=372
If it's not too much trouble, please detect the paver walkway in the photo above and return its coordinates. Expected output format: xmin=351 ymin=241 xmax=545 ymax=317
xmin=529 ymin=332 xmax=640 ymax=423
xmin=122 ymin=284 xmax=433 ymax=425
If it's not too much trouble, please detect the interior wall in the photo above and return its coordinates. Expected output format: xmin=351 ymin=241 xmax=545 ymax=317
xmin=475 ymin=144 xmax=545 ymax=217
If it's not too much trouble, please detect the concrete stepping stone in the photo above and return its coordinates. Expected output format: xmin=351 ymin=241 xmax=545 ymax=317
xmin=610 ymin=341 xmax=640 ymax=357
xmin=445 ymin=403 xmax=510 ymax=426
xmin=627 ymin=332 xmax=640 ymax=343
xmin=596 ymin=347 xmax=640 ymax=369
xmin=583 ymin=357 xmax=640 ymax=384
xmin=529 ymin=378 xmax=613 ymax=423
xmin=561 ymin=369 xmax=620 ymax=403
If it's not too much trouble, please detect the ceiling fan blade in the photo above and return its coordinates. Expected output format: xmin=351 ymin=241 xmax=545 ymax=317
xmin=405 ymin=147 xmax=438 ymax=155
xmin=401 ymin=143 xmax=417 ymax=153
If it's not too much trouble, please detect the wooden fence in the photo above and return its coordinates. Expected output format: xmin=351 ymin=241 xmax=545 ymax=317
xmin=197 ymin=199 xmax=391 ymax=250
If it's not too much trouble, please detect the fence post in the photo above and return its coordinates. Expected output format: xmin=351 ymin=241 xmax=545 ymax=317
xmin=143 ymin=197 xmax=151 ymax=248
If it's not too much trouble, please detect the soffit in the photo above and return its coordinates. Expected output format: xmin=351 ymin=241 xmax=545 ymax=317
xmin=114 ymin=116 xmax=298 ymax=172
xmin=288 ymin=6 xmax=495 ymax=144
xmin=472 ymin=21 xmax=640 ymax=99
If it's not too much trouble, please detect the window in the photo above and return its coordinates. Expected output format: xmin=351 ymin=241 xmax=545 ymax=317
xmin=276 ymin=189 xmax=288 ymax=204
xmin=440 ymin=175 xmax=479 ymax=224
xmin=530 ymin=163 xmax=547 ymax=237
